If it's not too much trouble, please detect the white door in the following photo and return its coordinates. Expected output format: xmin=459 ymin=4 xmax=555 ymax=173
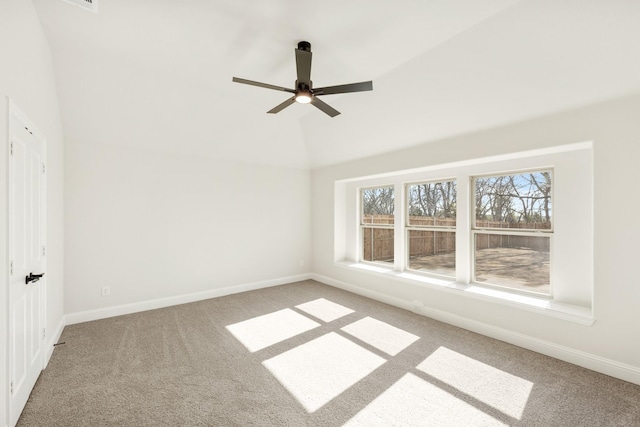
xmin=8 ymin=112 xmax=45 ymax=427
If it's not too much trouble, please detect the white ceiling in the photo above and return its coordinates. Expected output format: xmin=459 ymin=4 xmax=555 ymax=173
xmin=33 ymin=0 xmax=640 ymax=169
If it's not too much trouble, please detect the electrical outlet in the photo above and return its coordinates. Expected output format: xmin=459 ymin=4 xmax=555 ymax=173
xmin=101 ymin=286 xmax=110 ymax=297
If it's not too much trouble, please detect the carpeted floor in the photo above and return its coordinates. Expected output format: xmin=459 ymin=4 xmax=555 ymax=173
xmin=17 ymin=280 xmax=640 ymax=426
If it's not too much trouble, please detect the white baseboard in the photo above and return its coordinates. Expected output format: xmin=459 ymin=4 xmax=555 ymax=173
xmin=65 ymin=274 xmax=312 ymax=325
xmin=44 ymin=316 xmax=66 ymax=368
xmin=312 ymin=273 xmax=640 ymax=386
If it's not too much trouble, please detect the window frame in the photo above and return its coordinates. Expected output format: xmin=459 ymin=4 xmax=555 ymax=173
xmin=471 ymin=169 xmax=554 ymax=297
xmin=404 ymin=179 xmax=457 ymax=278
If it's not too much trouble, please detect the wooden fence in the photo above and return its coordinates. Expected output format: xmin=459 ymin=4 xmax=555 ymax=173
xmin=474 ymin=219 xmax=550 ymax=252
xmin=362 ymin=215 xmax=550 ymax=260
xmin=362 ymin=228 xmax=394 ymax=262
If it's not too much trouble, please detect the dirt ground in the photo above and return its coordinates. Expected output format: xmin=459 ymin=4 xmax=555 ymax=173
xmin=409 ymin=247 xmax=550 ymax=295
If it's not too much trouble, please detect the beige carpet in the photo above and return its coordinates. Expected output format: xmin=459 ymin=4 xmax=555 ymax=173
xmin=18 ymin=280 xmax=640 ymax=426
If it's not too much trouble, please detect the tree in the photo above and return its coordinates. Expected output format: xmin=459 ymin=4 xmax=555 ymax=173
xmin=362 ymin=187 xmax=394 ymax=217
xmin=408 ymin=181 xmax=457 ymax=220
xmin=475 ymin=171 xmax=551 ymax=227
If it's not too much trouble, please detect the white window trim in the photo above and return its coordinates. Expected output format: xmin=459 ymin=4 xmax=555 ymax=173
xmin=336 ymin=142 xmax=593 ymax=325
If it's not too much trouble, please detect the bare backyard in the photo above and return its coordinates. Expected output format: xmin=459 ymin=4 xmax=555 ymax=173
xmin=409 ymin=247 xmax=550 ymax=295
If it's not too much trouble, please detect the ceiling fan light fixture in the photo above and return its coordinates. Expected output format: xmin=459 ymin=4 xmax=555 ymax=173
xmin=295 ymin=91 xmax=313 ymax=104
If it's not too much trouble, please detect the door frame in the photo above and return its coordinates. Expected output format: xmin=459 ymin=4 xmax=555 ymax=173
xmin=5 ymin=99 xmax=48 ymax=426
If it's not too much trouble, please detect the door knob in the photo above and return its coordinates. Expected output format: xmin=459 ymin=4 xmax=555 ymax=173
xmin=25 ymin=272 xmax=45 ymax=285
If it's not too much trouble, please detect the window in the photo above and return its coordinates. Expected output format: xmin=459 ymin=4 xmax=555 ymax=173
xmin=337 ymin=142 xmax=592 ymax=318
xmin=473 ymin=170 xmax=552 ymax=295
xmin=361 ymin=186 xmax=394 ymax=265
xmin=406 ymin=180 xmax=456 ymax=277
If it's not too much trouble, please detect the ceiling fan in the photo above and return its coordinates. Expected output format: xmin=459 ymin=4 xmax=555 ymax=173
xmin=232 ymin=41 xmax=373 ymax=118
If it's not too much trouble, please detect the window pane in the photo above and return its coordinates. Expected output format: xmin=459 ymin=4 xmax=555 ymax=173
xmin=407 ymin=230 xmax=455 ymax=276
xmin=362 ymin=187 xmax=395 ymax=225
xmin=474 ymin=234 xmax=550 ymax=295
xmin=362 ymin=227 xmax=394 ymax=264
xmin=407 ymin=181 xmax=456 ymax=227
xmin=475 ymin=171 xmax=551 ymax=230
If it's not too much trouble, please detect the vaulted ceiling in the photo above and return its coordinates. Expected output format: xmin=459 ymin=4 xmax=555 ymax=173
xmin=33 ymin=0 xmax=640 ymax=169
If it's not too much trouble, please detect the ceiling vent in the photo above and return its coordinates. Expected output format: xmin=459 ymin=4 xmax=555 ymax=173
xmin=62 ymin=0 xmax=98 ymax=13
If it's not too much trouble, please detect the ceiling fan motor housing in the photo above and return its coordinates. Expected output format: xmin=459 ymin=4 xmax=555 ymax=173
xmin=296 ymin=81 xmax=312 ymax=91
xmin=298 ymin=41 xmax=311 ymax=52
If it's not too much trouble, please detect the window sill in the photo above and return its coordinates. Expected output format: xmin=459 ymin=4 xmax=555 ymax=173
xmin=335 ymin=261 xmax=594 ymax=326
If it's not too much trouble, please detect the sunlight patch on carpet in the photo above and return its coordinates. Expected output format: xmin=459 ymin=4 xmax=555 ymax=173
xmin=262 ymin=332 xmax=386 ymax=412
xmin=341 ymin=316 xmax=420 ymax=356
xmin=417 ymin=346 xmax=533 ymax=419
xmin=226 ymin=308 xmax=320 ymax=352
xmin=295 ymin=298 xmax=354 ymax=322
xmin=343 ymin=373 xmax=508 ymax=427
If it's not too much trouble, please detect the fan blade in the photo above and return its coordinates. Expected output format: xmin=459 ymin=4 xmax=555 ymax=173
xmin=311 ymin=97 xmax=340 ymax=117
xmin=295 ymin=49 xmax=312 ymax=85
xmin=314 ymin=81 xmax=373 ymax=96
xmin=232 ymin=77 xmax=294 ymax=93
xmin=267 ymin=97 xmax=296 ymax=114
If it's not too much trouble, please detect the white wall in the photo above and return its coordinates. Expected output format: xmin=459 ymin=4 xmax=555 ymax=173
xmin=311 ymin=93 xmax=640 ymax=383
xmin=64 ymin=141 xmax=311 ymax=316
xmin=0 ymin=0 xmax=65 ymax=425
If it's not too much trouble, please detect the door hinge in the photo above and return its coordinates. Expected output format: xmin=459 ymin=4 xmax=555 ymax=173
xmin=10 ymin=141 xmax=13 ymax=155
xmin=10 ymin=382 xmax=13 ymax=394
xmin=10 ymin=260 xmax=13 ymax=275
xmin=42 ymin=163 xmax=46 ymax=174
xmin=42 ymin=328 xmax=46 ymax=340
xmin=43 ymin=246 xmax=46 ymax=256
